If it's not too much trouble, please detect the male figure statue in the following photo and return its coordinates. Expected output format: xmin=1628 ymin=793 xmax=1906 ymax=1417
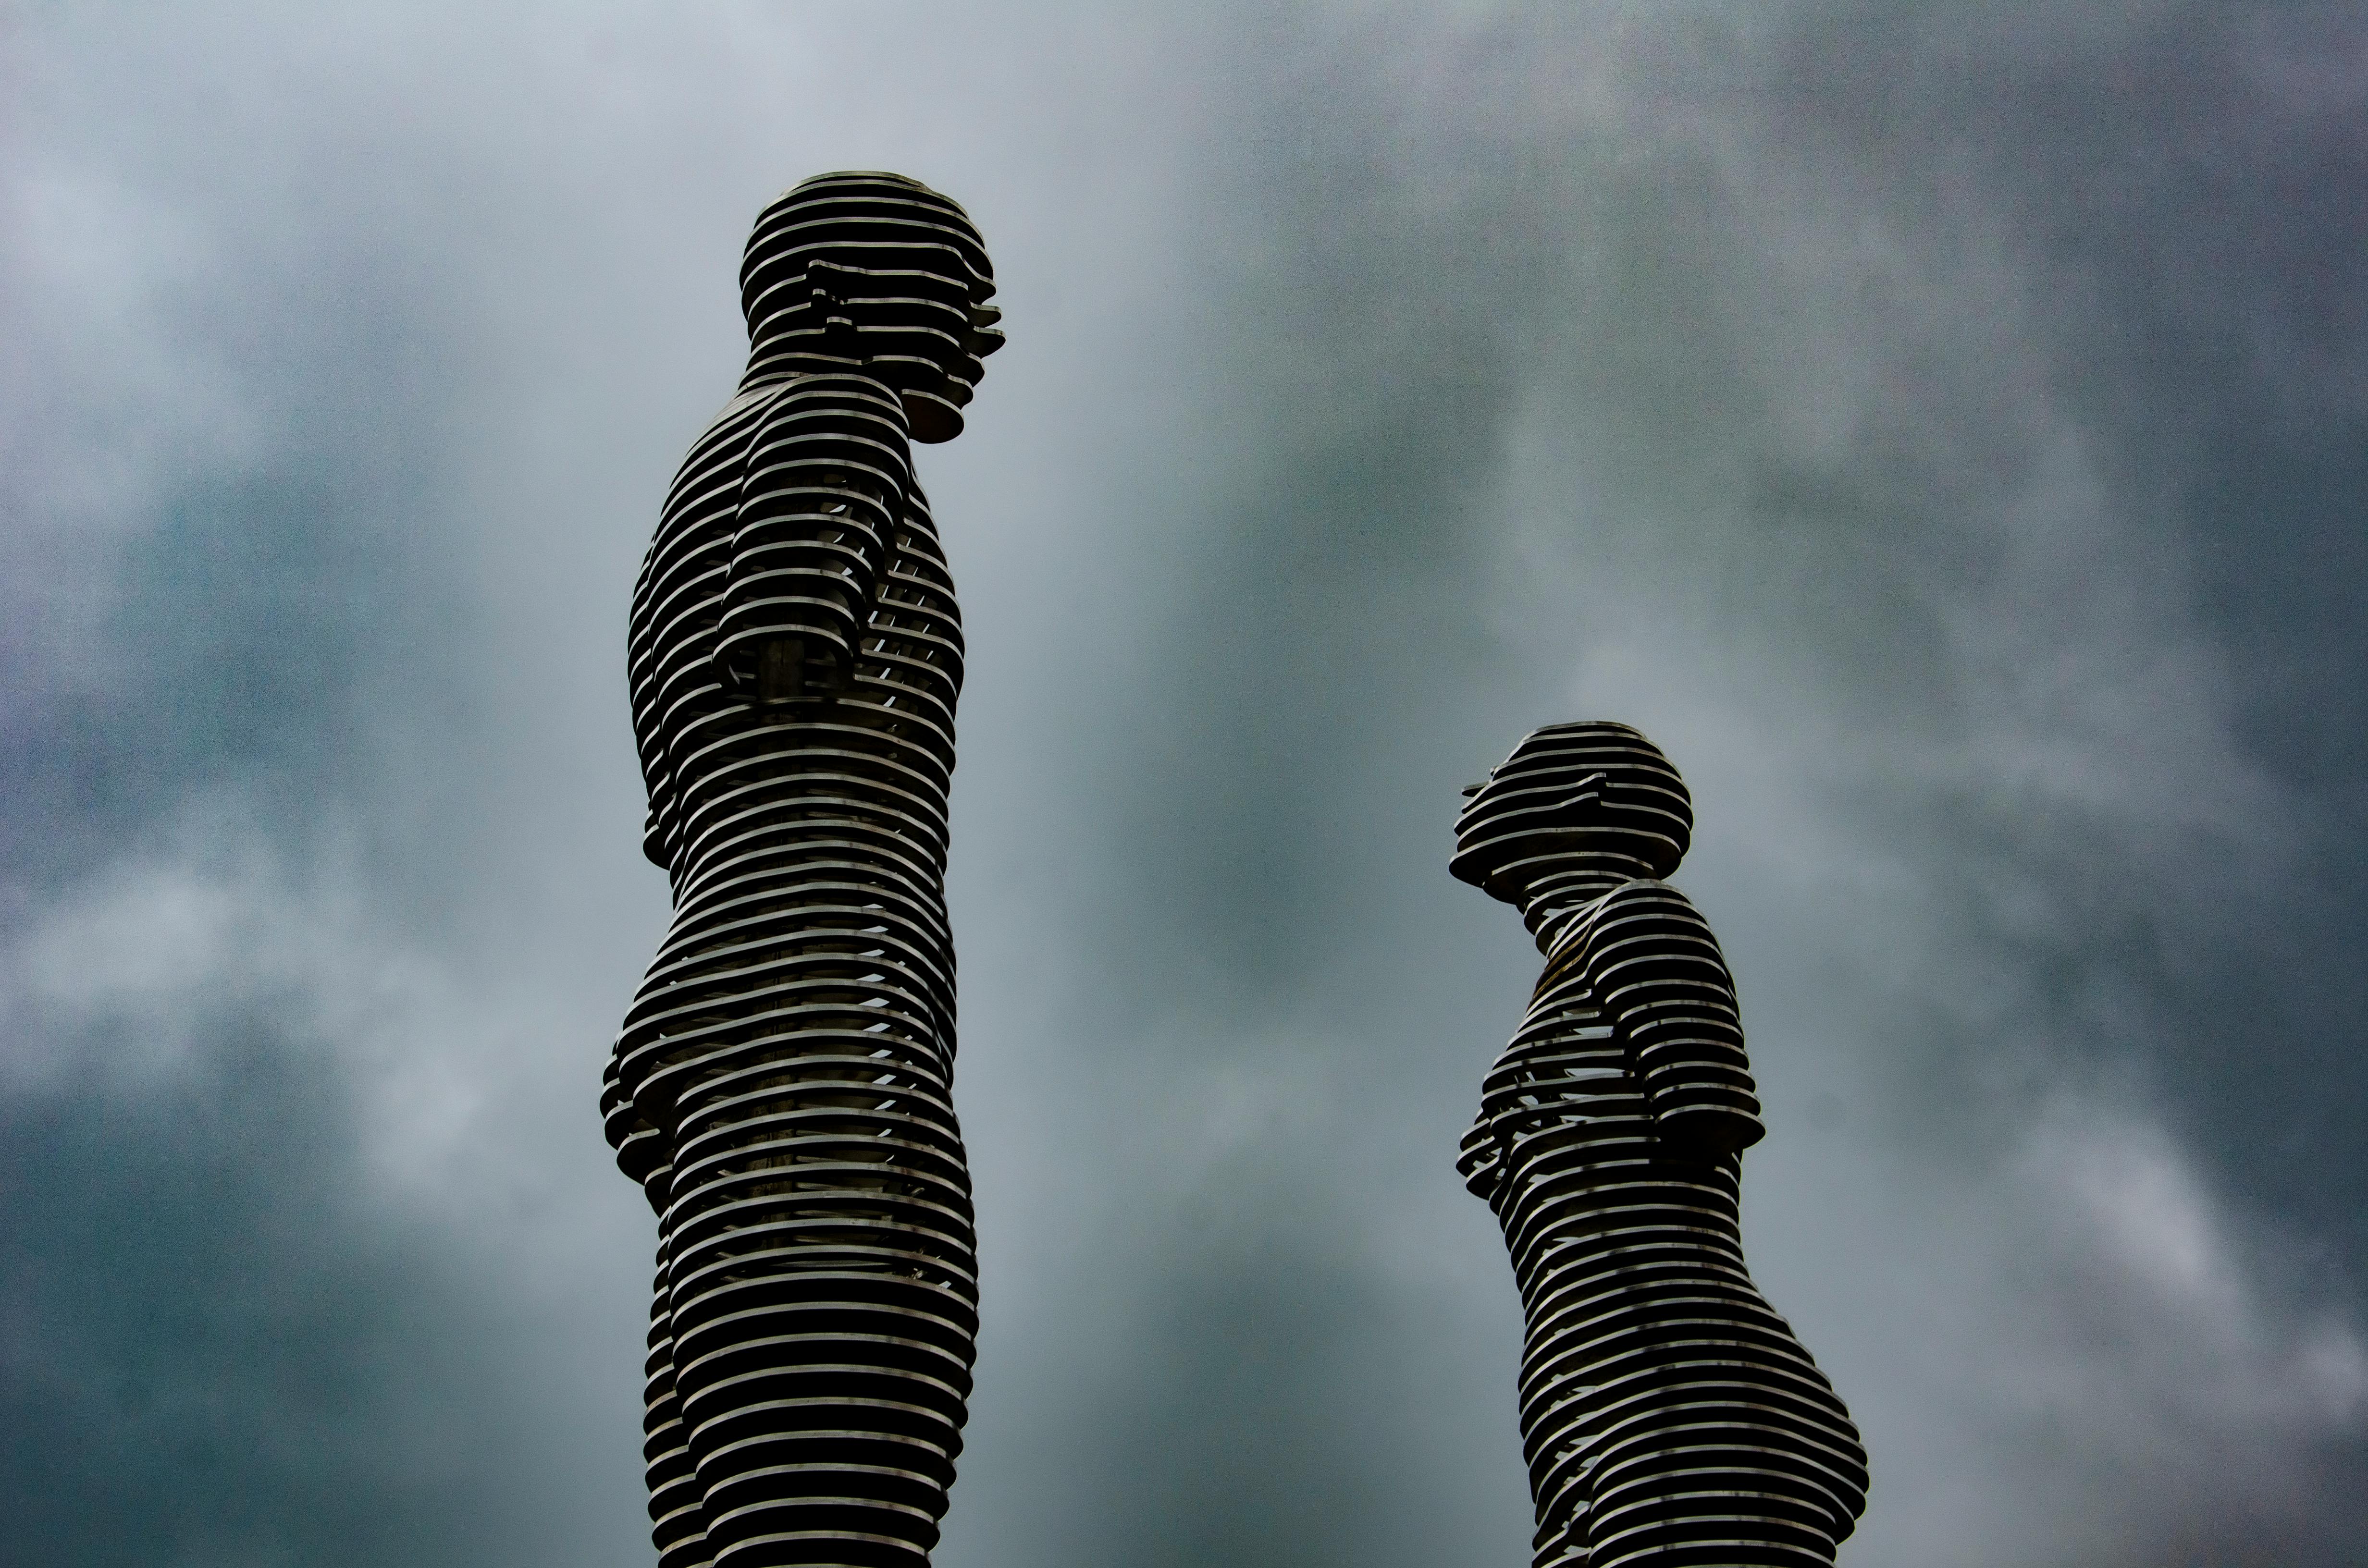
xmin=1455 ymin=721 xmax=1868 ymax=1568
xmin=602 ymin=172 xmax=1003 ymax=1568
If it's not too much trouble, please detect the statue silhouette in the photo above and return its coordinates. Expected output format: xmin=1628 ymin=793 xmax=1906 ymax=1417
xmin=602 ymin=172 xmax=1002 ymax=1568
xmin=1455 ymin=721 xmax=1868 ymax=1568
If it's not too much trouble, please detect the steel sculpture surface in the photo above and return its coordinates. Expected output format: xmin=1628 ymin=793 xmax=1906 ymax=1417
xmin=1454 ymin=722 xmax=1868 ymax=1568
xmin=602 ymin=171 xmax=1003 ymax=1568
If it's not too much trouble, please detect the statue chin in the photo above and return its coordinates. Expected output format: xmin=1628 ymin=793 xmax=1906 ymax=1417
xmin=1656 ymin=1105 xmax=1766 ymax=1158
xmin=903 ymin=387 xmax=965 ymax=443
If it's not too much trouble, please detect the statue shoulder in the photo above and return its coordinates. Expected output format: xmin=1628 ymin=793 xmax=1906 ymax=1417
xmin=1588 ymin=878 xmax=1709 ymax=931
xmin=1566 ymin=878 xmax=1698 ymax=941
xmin=1600 ymin=876 xmax=1691 ymax=907
xmin=715 ymin=378 xmax=797 ymax=424
xmin=1573 ymin=880 xmax=1727 ymax=983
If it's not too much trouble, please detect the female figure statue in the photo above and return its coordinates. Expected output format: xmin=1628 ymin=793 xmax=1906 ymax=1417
xmin=1454 ymin=721 xmax=1868 ymax=1568
xmin=601 ymin=172 xmax=1003 ymax=1568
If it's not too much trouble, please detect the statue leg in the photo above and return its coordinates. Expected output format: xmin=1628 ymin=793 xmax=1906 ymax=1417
xmin=1581 ymin=1393 xmax=1854 ymax=1566
xmin=647 ymin=1179 xmax=716 ymax=1567
xmin=661 ymin=1046 xmax=975 ymax=1568
xmin=1571 ymin=1269 xmax=1865 ymax=1568
xmin=1516 ymin=1249 xmax=1602 ymax=1567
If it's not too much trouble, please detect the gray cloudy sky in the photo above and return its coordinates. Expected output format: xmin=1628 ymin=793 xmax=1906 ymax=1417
xmin=4 ymin=4 xmax=2365 ymax=1565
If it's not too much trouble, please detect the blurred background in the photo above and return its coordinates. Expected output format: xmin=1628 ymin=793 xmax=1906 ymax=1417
xmin=3 ymin=5 xmax=2364 ymax=1564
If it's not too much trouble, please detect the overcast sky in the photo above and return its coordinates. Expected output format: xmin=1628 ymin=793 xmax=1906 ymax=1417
xmin=4 ymin=4 xmax=2366 ymax=1565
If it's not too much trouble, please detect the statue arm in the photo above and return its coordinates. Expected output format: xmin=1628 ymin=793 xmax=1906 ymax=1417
xmin=624 ymin=546 xmax=676 ymax=872
xmin=713 ymin=379 xmax=906 ymax=701
xmin=1580 ymin=880 xmax=1765 ymax=1157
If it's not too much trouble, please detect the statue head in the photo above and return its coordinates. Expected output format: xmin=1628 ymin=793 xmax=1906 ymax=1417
xmin=739 ymin=171 xmax=1006 ymax=442
xmin=1452 ymin=721 xmax=1693 ymax=919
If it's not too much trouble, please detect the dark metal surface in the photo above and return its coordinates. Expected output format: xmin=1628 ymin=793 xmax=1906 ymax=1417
xmin=1455 ymin=721 xmax=1870 ymax=1568
xmin=601 ymin=171 xmax=1003 ymax=1568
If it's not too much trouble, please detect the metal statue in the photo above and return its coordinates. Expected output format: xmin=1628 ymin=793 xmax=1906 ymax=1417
xmin=1455 ymin=721 xmax=1869 ymax=1568
xmin=603 ymin=171 xmax=1003 ymax=1568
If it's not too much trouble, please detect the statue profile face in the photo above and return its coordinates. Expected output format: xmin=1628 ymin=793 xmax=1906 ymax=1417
xmin=1451 ymin=721 xmax=1693 ymax=904
xmin=739 ymin=171 xmax=1006 ymax=441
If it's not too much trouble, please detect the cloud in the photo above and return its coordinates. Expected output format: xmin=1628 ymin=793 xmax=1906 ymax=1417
xmin=0 ymin=1016 xmax=646 ymax=1568
xmin=1 ymin=3 xmax=2363 ymax=1567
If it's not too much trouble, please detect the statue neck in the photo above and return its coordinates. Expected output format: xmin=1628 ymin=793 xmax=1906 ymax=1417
xmin=1517 ymin=853 xmax=1659 ymax=955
